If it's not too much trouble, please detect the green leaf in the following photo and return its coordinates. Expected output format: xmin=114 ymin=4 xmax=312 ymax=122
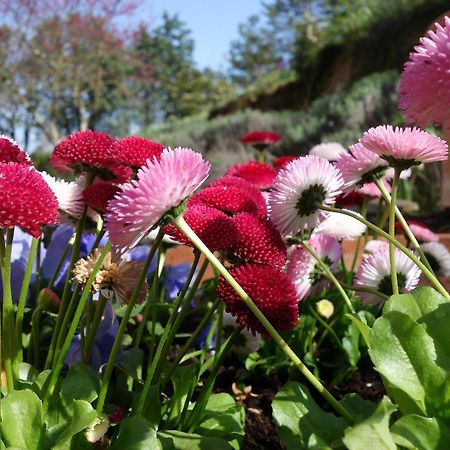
xmin=342 ymin=320 xmax=361 ymax=368
xmin=272 ymin=382 xmax=346 ymax=449
xmin=195 ymin=393 xmax=245 ymax=449
xmin=32 ymin=370 xmax=52 ymax=398
xmin=46 ymin=400 xmax=97 ymax=449
xmin=370 ymin=309 xmax=450 ymax=419
xmin=391 ymin=415 xmax=450 ymax=450
xmin=0 ymin=390 xmax=44 ymax=450
xmin=343 ymin=396 xmax=397 ymax=450
xmin=61 ymin=363 xmax=100 ymax=405
xmin=346 ymin=313 xmax=371 ymax=348
xmin=339 ymin=394 xmax=377 ymax=421
xmin=117 ymin=348 xmax=144 ymax=380
xmin=110 ymin=416 xmax=161 ymax=450
xmin=158 ymin=430 xmax=233 ymax=450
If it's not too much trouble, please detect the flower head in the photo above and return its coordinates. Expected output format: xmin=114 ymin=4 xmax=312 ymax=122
xmin=269 ymin=155 xmax=343 ymax=236
xmin=73 ymin=248 xmax=148 ymax=304
xmin=83 ymin=182 xmax=120 ymax=213
xmin=41 ymin=171 xmax=85 ymax=220
xmin=105 ymin=148 xmax=210 ymax=254
xmin=364 ymin=239 xmax=390 ymax=256
xmin=0 ymin=135 xmax=32 ymax=165
xmin=240 ymin=131 xmax=281 ymax=147
xmin=355 ymin=248 xmax=421 ymax=301
xmin=421 ymin=242 xmax=450 ymax=277
xmin=217 ymin=263 xmax=298 ymax=336
xmin=309 ymin=142 xmax=347 ymax=161
xmin=286 ymin=234 xmax=341 ymax=301
xmin=273 ymin=156 xmax=298 ymax=171
xmin=164 ymin=205 xmax=238 ymax=252
xmin=358 ymin=180 xmax=391 ymax=198
xmin=116 ymin=136 xmax=164 ymax=168
xmin=226 ymin=161 xmax=277 ymax=190
xmin=335 ymin=143 xmax=388 ymax=191
xmin=229 ymin=213 xmax=287 ymax=268
xmin=313 ymin=210 xmax=366 ymax=240
xmin=396 ymin=220 xmax=439 ymax=243
xmin=0 ymin=163 xmax=59 ymax=237
xmin=223 ymin=311 xmax=261 ymax=356
xmin=359 ymin=125 xmax=448 ymax=168
xmin=399 ymin=17 xmax=450 ymax=130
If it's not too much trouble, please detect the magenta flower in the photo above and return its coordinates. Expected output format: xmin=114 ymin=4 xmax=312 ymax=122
xmin=359 ymin=125 xmax=448 ymax=168
xmin=399 ymin=17 xmax=450 ymax=131
xmin=240 ymin=131 xmax=281 ymax=147
xmin=105 ymin=148 xmax=210 ymax=254
xmin=0 ymin=135 xmax=32 ymax=165
xmin=269 ymin=155 xmax=343 ymax=236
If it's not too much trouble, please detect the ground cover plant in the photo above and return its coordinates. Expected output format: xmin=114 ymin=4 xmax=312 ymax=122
xmin=1 ymin=15 xmax=450 ymax=450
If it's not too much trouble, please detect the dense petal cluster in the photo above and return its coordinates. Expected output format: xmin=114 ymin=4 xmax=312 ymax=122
xmin=226 ymin=161 xmax=277 ymax=190
xmin=0 ymin=163 xmax=59 ymax=237
xmin=359 ymin=126 xmax=448 ymax=166
xmin=286 ymin=234 xmax=341 ymax=301
xmin=0 ymin=135 xmax=32 ymax=165
xmin=309 ymin=142 xmax=347 ymax=161
xmin=105 ymin=148 xmax=210 ymax=254
xmin=269 ymin=155 xmax=343 ymax=236
xmin=399 ymin=17 xmax=450 ymax=130
xmin=229 ymin=213 xmax=287 ymax=268
xmin=355 ymin=248 xmax=421 ymax=301
xmin=165 ymin=205 xmax=238 ymax=252
xmin=83 ymin=182 xmax=120 ymax=213
xmin=240 ymin=130 xmax=281 ymax=146
xmin=395 ymin=221 xmax=439 ymax=243
xmin=421 ymin=242 xmax=450 ymax=276
xmin=335 ymin=143 xmax=388 ymax=191
xmin=41 ymin=172 xmax=85 ymax=220
xmin=217 ymin=263 xmax=298 ymax=336
xmin=116 ymin=136 xmax=164 ymax=168
xmin=364 ymin=239 xmax=389 ymax=255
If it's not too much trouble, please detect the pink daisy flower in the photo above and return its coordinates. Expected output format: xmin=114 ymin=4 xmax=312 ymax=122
xmin=309 ymin=142 xmax=347 ymax=161
xmin=421 ymin=242 xmax=450 ymax=277
xmin=41 ymin=171 xmax=85 ymax=220
xmin=105 ymin=148 xmax=210 ymax=254
xmin=217 ymin=263 xmax=298 ymax=336
xmin=269 ymin=155 xmax=343 ymax=236
xmin=364 ymin=239 xmax=390 ymax=256
xmin=240 ymin=131 xmax=281 ymax=147
xmin=396 ymin=220 xmax=439 ymax=243
xmin=226 ymin=161 xmax=278 ymax=190
xmin=355 ymin=248 xmax=421 ymax=301
xmin=359 ymin=125 xmax=448 ymax=169
xmin=0 ymin=163 xmax=59 ymax=237
xmin=358 ymin=180 xmax=391 ymax=198
xmin=0 ymin=135 xmax=32 ymax=165
xmin=399 ymin=17 xmax=450 ymax=130
xmin=286 ymin=234 xmax=341 ymax=301
xmin=335 ymin=143 xmax=388 ymax=191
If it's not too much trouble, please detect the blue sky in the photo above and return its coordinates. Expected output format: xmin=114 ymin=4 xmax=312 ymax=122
xmin=139 ymin=0 xmax=264 ymax=71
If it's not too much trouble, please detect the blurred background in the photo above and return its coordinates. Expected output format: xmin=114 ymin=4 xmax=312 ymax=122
xmin=0 ymin=0 xmax=449 ymax=211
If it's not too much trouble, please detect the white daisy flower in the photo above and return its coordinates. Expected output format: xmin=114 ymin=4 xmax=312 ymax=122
xmin=309 ymin=142 xmax=348 ymax=161
xmin=421 ymin=242 xmax=450 ymax=277
xmin=313 ymin=210 xmax=366 ymax=240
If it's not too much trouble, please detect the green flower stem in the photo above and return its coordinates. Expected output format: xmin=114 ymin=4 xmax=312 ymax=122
xmin=374 ymin=178 xmax=434 ymax=273
xmin=1 ymin=228 xmax=16 ymax=391
xmin=96 ymin=230 xmax=164 ymax=414
xmin=389 ymin=170 xmax=400 ymax=295
xmin=319 ymin=205 xmax=450 ymax=301
xmin=84 ymin=294 xmax=108 ymax=360
xmin=350 ymin=196 xmax=369 ymax=275
xmin=42 ymin=243 xmax=111 ymax=414
xmin=173 ymin=215 xmax=355 ymax=425
xmin=301 ymin=240 xmax=356 ymax=315
xmin=14 ymin=236 xmax=39 ymax=363
xmin=34 ymin=237 xmax=42 ymax=296
xmin=161 ymin=298 xmax=220 ymax=390
xmin=134 ymin=245 xmax=166 ymax=350
xmin=340 ymin=282 xmax=389 ymax=301
xmin=29 ymin=306 xmax=44 ymax=367
xmin=257 ymin=148 xmax=265 ymax=164
xmin=45 ymin=214 xmax=87 ymax=370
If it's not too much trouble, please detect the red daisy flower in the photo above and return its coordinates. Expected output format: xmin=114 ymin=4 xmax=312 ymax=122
xmin=226 ymin=161 xmax=277 ymax=190
xmin=116 ymin=136 xmax=164 ymax=168
xmin=189 ymin=185 xmax=265 ymax=217
xmin=0 ymin=163 xmax=59 ymax=237
xmin=0 ymin=135 xmax=32 ymax=165
xmin=208 ymin=176 xmax=267 ymax=216
xmin=165 ymin=205 xmax=238 ymax=252
xmin=83 ymin=182 xmax=120 ymax=213
xmin=217 ymin=263 xmax=298 ymax=336
xmin=273 ymin=155 xmax=298 ymax=171
xmin=229 ymin=213 xmax=286 ymax=268
xmin=240 ymin=131 xmax=281 ymax=146
xmin=51 ymin=130 xmax=127 ymax=181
